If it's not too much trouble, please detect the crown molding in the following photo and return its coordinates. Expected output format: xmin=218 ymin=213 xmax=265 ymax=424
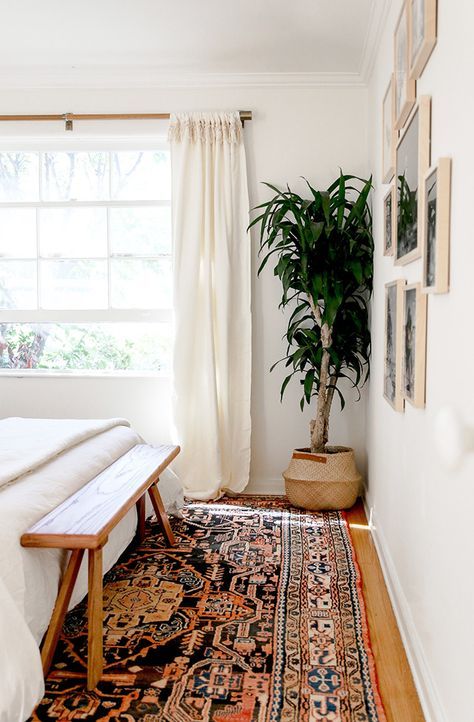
xmin=358 ymin=0 xmax=392 ymax=83
xmin=0 ymin=66 xmax=367 ymax=90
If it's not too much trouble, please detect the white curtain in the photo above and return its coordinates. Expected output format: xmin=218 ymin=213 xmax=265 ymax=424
xmin=169 ymin=112 xmax=251 ymax=500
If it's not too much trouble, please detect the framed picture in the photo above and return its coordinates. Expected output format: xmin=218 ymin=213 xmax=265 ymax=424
xmin=422 ymin=158 xmax=451 ymax=293
xmin=383 ymin=184 xmax=395 ymax=256
xmin=402 ymin=283 xmax=427 ymax=408
xmin=384 ymin=279 xmax=405 ymax=412
xmin=409 ymin=0 xmax=437 ymax=80
xmin=394 ymin=1 xmax=416 ymax=130
xmin=395 ymin=96 xmax=431 ymax=265
xmin=382 ymin=76 xmax=396 ymax=182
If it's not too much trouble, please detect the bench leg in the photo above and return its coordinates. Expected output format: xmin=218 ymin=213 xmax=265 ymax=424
xmin=135 ymin=495 xmax=146 ymax=544
xmin=87 ymin=547 xmax=103 ymax=690
xmin=41 ymin=548 xmax=85 ymax=677
xmin=148 ymin=482 xmax=176 ymax=546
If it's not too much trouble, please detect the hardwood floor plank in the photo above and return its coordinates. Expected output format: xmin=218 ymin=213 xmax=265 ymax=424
xmin=346 ymin=499 xmax=425 ymax=722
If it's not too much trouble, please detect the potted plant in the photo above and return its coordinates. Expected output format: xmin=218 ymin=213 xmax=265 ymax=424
xmin=250 ymin=173 xmax=373 ymax=510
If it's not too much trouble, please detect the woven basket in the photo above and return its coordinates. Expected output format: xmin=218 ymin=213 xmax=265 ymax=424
xmin=283 ymin=446 xmax=362 ymax=511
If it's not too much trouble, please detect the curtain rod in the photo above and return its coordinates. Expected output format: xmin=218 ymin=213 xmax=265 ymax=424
xmin=0 ymin=110 xmax=252 ymax=131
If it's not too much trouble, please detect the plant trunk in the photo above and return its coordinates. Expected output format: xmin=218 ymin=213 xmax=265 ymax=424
xmin=310 ymin=350 xmax=329 ymax=452
xmin=310 ymin=322 xmax=334 ymax=453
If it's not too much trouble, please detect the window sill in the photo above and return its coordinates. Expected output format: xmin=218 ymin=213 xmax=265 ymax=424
xmin=0 ymin=369 xmax=171 ymax=380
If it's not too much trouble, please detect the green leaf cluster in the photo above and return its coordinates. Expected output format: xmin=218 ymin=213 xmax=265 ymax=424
xmin=249 ymin=172 xmax=374 ymax=415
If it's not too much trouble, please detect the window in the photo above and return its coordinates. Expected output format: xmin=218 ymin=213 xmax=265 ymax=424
xmin=0 ymin=144 xmax=172 ymax=374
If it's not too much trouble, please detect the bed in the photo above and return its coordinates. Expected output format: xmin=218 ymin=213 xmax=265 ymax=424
xmin=0 ymin=417 xmax=184 ymax=722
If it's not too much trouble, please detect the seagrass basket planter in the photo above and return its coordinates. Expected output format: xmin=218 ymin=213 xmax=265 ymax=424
xmin=283 ymin=446 xmax=362 ymax=511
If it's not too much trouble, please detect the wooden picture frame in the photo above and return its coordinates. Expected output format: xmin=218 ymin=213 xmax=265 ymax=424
xmin=384 ymin=279 xmax=405 ymax=412
xmin=394 ymin=1 xmax=416 ymax=130
xmin=382 ymin=75 xmax=397 ymax=183
xmin=402 ymin=282 xmax=427 ymax=408
xmin=409 ymin=0 xmax=437 ymax=80
xmin=422 ymin=158 xmax=451 ymax=293
xmin=395 ymin=96 xmax=431 ymax=265
xmin=383 ymin=184 xmax=396 ymax=256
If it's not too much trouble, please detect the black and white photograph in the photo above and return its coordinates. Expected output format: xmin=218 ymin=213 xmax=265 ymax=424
xmin=424 ymin=169 xmax=437 ymax=287
xmin=384 ymin=280 xmax=404 ymax=411
xmin=403 ymin=286 xmax=416 ymax=399
xmin=410 ymin=0 xmax=425 ymax=64
xmin=396 ymin=108 xmax=419 ymax=260
xmin=383 ymin=185 xmax=395 ymax=256
xmin=409 ymin=0 xmax=437 ymax=79
xmin=403 ymin=283 xmax=427 ymax=407
xmin=422 ymin=158 xmax=451 ymax=293
xmin=395 ymin=97 xmax=431 ymax=265
xmin=382 ymin=76 xmax=396 ymax=182
xmin=394 ymin=1 xmax=416 ymax=128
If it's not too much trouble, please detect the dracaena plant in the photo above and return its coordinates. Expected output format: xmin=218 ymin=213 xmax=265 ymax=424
xmin=250 ymin=173 xmax=374 ymax=454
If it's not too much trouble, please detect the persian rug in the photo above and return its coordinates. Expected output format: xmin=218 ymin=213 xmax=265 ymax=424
xmin=31 ymin=497 xmax=386 ymax=722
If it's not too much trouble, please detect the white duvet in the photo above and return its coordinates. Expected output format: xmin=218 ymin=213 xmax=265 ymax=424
xmin=0 ymin=416 xmax=132 ymax=489
xmin=0 ymin=576 xmax=44 ymax=722
xmin=0 ymin=417 xmax=183 ymax=722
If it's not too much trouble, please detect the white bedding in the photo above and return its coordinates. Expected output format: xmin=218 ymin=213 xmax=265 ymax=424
xmin=0 ymin=416 xmax=131 ymax=488
xmin=0 ymin=417 xmax=184 ymax=722
xmin=0 ymin=577 xmax=44 ymax=722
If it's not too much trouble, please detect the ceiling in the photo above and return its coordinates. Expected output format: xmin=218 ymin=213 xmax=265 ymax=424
xmin=0 ymin=0 xmax=385 ymax=86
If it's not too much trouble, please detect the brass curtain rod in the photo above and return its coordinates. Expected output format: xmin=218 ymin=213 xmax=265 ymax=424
xmin=0 ymin=110 xmax=252 ymax=130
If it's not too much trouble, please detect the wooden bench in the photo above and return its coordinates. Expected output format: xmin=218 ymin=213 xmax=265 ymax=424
xmin=21 ymin=443 xmax=180 ymax=690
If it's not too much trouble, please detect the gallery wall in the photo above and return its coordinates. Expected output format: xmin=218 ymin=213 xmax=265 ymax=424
xmin=0 ymin=83 xmax=369 ymax=491
xmin=366 ymin=1 xmax=474 ymax=720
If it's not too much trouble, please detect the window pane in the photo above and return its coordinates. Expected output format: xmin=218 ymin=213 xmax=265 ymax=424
xmin=40 ymin=260 xmax=107 ymax=309
xmin=111 ymin=151 xmax=170 ymax=200
xmin=39 ymin=207 xmax=107 ymax=258
xmin=110 ymin=206 xmax=171 ymax=256
xmin=111 ymin=258 xmax=171 ymax=309
xmin=0 ymin=152 xmax=39 ymax=202
xmin=0 ymin=322 xmax=171 ymax=373
xmin=0 ymin=260 xmax=37 ymax=309
xmin=0 ymin=208 xmax=37 ymax=257
xmin=41 ymin=152 xmax=109 ymax=201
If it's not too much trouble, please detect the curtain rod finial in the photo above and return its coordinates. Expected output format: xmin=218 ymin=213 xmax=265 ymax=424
xmin=239 ymin=110 xmax=252 ymax=124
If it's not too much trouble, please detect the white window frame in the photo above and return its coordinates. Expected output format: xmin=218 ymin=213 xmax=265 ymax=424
xmin=0 ymin=135 xmax=172 ymax=377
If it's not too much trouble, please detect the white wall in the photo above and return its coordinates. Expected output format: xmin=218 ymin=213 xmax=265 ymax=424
xmin=0 ymin=84 xmax=369 ymax=490
xmin=366 ymin=2 xmax=474 ymax=720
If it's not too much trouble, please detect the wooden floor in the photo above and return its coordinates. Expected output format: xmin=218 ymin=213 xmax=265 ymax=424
xmin=346 ymin=500 xmax=425 ymax=722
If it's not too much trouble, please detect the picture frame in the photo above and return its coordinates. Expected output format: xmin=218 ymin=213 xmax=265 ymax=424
xmin=394 ymin=1 xmax=416 ymax=130
xmin=422 ymin=157 xmax=451 ymax=293
xmin=384 ymin=279 xmax=405 ymax=412
xmin=402 ymin=282 xmax=427 ymax=408
xmin=409 ymin=0 xmax=437 ymax=80
xmin=383 ymin=184 xmax=396 ymax=256
xmin=382 ymin=75 xmax=397 ymax=183
xmin=395 ymin=96 xmax=431 ymax=265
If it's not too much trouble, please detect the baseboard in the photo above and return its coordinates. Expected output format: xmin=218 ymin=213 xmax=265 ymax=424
xmin=243 ymin=478 xmax=285 ymax=495
xmin=362 ymin=497 xmax=448 ymax=722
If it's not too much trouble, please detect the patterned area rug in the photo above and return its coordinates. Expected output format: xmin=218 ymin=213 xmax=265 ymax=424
xmin=31 ymin=497 xmax=386 ymax=721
